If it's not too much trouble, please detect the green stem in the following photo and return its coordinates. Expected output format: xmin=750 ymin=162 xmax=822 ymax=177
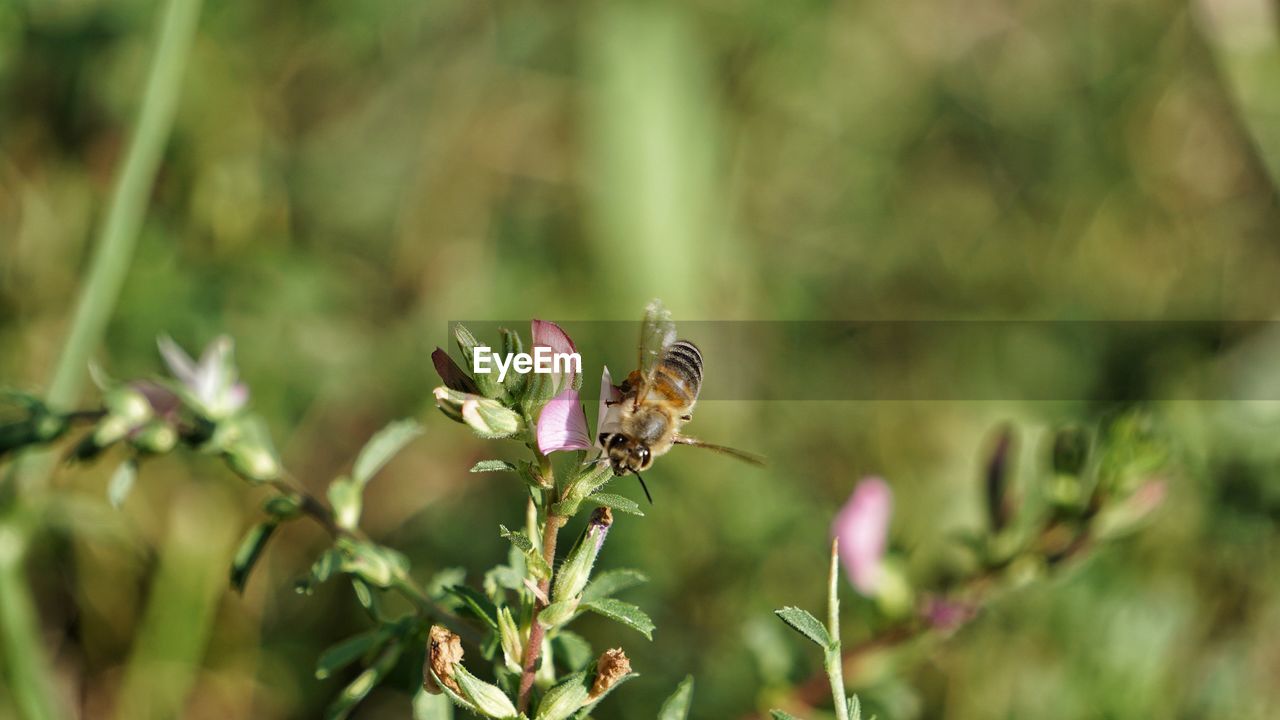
xmin=13 ymin=0 xmax=203 ymax=494
xmin=0 ymin=526 xmax=61 ymax=720
xmin=0 ymin=2 xmax=202 ymax=718
xmin=517 ymin=476 xmax=565 ymax=713
xmin=826 ymin=538 xmax=850 ymax=720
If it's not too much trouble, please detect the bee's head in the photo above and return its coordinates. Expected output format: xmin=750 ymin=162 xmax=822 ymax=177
xmin=601 ymin=433 xmax=652 ymax=476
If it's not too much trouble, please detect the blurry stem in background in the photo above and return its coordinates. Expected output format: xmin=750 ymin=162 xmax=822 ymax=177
xmin=1197 ymin=0 xmax=1280 ymax=190
xmin=0 ymin=529 xmax=60 ymax=720
xmin=13 ymin=0 xmax=204 ymax=496
xmin=0 ymin=1 xmax=203 ymax=719
xmin=113 ymin=485 xmax=238 ymax=720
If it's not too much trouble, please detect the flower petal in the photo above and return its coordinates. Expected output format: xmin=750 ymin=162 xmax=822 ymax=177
xmin=157 ymin=335 xmax=199 ymax=388
xmin=226 ymin=382 xmax=250 ymax=412
xmin=833 ymin=476 xmax=893 ymax=596
xmin=537 ymin=388 xmax=593 ymax=454
xmin=595 ymin=366 xmax=623 ymax=449
xmin=531 ymin=319 xmax=578 ymax=390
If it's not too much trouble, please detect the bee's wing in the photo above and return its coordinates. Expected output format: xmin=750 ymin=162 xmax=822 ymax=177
xmin=672 ymin=435 xmax=766 ymax=467
xmin=635 ymin=299 xmax=676 ymax=404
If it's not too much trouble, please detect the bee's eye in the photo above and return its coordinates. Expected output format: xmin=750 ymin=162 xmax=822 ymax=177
xmin=608 ymin=435 xmax=625 ymax=449
xmin=638 ymin=448 xmax=650 ymax=463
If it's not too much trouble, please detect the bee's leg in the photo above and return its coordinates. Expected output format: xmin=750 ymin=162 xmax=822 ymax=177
xmin=634 ymin=472 xmax=654 ymax=505
xmin=680 ymin=415 xmax=692 ymax=421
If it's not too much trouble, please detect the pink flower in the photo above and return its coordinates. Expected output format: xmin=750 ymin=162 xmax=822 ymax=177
xmin=1130 ymin=479 xmax=1168 ymax=518
xmin=531 ymin=319 xmax=578 ymax=392
xmin=833 ymin=476 xmax=893 ymax=596
xmin=922 ymin=595 xmax=977 ymax=633
xmin=536 ymin=388 xmax=593 ymax=454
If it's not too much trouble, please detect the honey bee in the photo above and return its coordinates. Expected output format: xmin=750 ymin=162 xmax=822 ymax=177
xmin=598 ymin=300 xmax=764 ymax=501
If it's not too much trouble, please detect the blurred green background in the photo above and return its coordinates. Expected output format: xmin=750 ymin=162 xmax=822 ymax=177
xmin=4 ymin=0 xmax=1280 ymax=717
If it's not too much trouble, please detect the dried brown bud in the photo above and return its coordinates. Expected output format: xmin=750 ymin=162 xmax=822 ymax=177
xmin=590 ymin=647 xmax=631 ymax=699
xmin=592 ymin=505 xmax=613 ymax=527
xmin=423 ymin=625 xmax=464 ymax=695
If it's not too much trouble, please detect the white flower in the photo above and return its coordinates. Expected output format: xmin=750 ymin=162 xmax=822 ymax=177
xmin=157 ymin=335 xmax=249 ymax=419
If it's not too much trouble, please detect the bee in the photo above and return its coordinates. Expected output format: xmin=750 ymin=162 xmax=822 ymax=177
xmin=598 ymin=300 xmax=764 ymax=502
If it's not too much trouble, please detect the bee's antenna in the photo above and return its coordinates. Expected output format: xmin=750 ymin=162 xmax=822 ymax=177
xmin=634 ymin=472 xmax=653 ymax=505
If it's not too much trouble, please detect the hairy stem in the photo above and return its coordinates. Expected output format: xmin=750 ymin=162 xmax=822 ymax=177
xmin=517 ymin=492 xmax=565 ymax=713
xmin=827 ymin=539 xmax=850 ymax=720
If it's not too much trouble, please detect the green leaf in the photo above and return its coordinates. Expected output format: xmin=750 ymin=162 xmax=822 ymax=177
xmin=107 ymin=458 xmax=137 ymax=508
xmin=328 ymin=477 xmax=361 ymax=531
xmin=500 ymin=328 xmax=528 ymax=399
xmin=445 ymin=584 xmax=500 ymax=632
xmin=353 ymin=419 xmax=423 ymax=486
xmin=588 ymin=492 xmax=644 ymax=516
xmin=847 ymin=695 xmax=862 ymax=720
xmin=229 ymin=521 xmax=277 ymax=593
xmin=657 ymin=676 xmax=694 ymax=720
xmin=316 ymin=628 xmax=388 ymax=679
xmin=774 ymin=607 xmax=832 ymax=650
xmin=324 ymin=642 xmax=403 ymax=720
xmin=498 ymin=525 xmax=534 ymax=553
xmin=471 ymin=460 xmax=518 ymax=473
xmin=770 ymin=711 xmax=803 ymax=720
xmin=499 ymin=525 xmax=551 ymax=581
xmin=337 ymin=539 xmax=406 ymax=588
xmin=296 ymin=548 xmax=341 ymax=595
xmin=351 ymin=577 xmax=378 ymax=616
xmin=427 ymin=566 xmax=467 ymax=599
xmin=263 ymin=493 xmax=303 ymax=520
xmin=582 ymin=598 xmax=655 ymax=640
xmin=583 ymin=569 xmax=648 ymax=602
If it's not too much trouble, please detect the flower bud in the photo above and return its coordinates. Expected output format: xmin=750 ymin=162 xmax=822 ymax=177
xmin=423 ymin=625 xmax=464 ymax=696
xmin=433 ymin=387 xmax=468 ymax=423
xmin=433 ymin=388 xmax=524 ymax=438
xmin=590 ymin=648 xmax=631 ymax=699
xmin=984 ymin=426 xmax=1016 ymax=532
xmin=538 ymin=599 xmax=579 ymax=628
xmin=104 ymin=387 xmax=153 ymax=427
xmin=871 ymin=558 xmax=914 ymax=618
xmin=93 ymin=415 xmax=133 ymax=447
xmin=921 ymin=596 xmax=977 ymax=634
xmin=432 ymin=347 xmax=480 ymax=395
xmin=129 ymin=422 xmax=178 ymax=454
xmin=497 ymin=606 xmax=524 ymax=674
xmin=553 ymin=507 xmax=613 ymax=604
xmin=460 ymin=396 xmax=524 ymax=439
xmin=535 ymin=672 xmax=590 ymax=720
xmin=1095 ymin=479 xmax=1168 ymax=539
xmin=219 ymin=416 xmax=282 ymax=482
xmin=454 ymin=664 xmax=519 ymax=719
xmin=1052 ymin=426 xmax=1089 ymax=477
xmin=224 ymin=440 xmax=281 ymax=482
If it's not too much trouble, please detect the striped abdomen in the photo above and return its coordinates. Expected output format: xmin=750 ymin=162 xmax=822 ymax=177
xmin=652 ymin=340 xmax=703 ymax=410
